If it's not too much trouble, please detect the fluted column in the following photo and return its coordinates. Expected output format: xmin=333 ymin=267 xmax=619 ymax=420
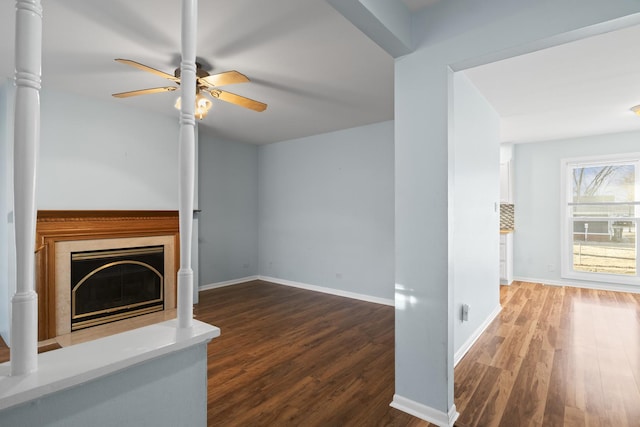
xmin=177 ymin=0 xmax=197 ymax=329
xmin=10 ymin=0 xmax=42 ymax=375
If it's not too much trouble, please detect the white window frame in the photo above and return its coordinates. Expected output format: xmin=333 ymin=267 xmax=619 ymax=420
xmin=560 ymin=153 xmax=640 ymax=286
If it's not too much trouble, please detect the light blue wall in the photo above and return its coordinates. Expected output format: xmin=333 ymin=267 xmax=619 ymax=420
xmin=38 ymin=90 xmax=180 ymax=210
xmin=452 ymin=72 xmax=501 ymax=353
xmin=198 ymin=131 xmax=259 ymax=285
xmin=392 ymin=0 xmax=640 ymax=418
xmin=1 ymin=87 xmax=209 ymax=427
xmin=258 ymin=121 xmax=394 ymax=300
xmin=1 ymin=88 xmax=186 ymax=344
xmin=39 ymin=90 xmax=201 ymax=298
xmin=513 ymin=130 xmax=640 ymax=293
xmin=0 ymin=344 xmax=209 ymax=427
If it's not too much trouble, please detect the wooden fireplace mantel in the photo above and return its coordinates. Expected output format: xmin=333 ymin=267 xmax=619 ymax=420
xmin=35 ymin=210 xmax=180 ymax=341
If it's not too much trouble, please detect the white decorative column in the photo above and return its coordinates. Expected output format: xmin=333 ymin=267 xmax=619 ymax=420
xmin=177 ymin=0 xmax=197 ymax=329
xmin=10 ymin=0 xmax=42 ymax=375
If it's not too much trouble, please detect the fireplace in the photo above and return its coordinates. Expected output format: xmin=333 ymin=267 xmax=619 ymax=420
xmin=70 ymin=246 xmax=165 ymax=330
xmin=35 ymin=211 xmax=180 ymax=341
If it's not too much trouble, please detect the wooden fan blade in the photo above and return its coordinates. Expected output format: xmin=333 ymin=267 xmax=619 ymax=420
xmin=112 ymin=87 xmax=177 ymax=98
xmin=115 ymin=58 xmax=181 ymax=83
xmin=208 ymin=89 xmax=267 ymax=112
xmin=199 ymin=70 xmax=249 ymax=87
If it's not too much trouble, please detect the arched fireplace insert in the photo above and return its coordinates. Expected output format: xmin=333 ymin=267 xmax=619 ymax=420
xmin=71 ymin=246 xmax=165 ymax=330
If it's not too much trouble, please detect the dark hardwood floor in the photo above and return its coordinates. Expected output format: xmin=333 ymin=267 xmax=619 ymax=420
xmin=2 ymin=280 xmax=639 ymax=426
xmin=195 ymin=280 xmax=427 ymax=426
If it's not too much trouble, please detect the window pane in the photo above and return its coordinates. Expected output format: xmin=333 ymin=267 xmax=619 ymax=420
xmin=572 ymin=164 xmax=635 ymax=203
xmin=572 ymin=221 xmax=636 ymax=275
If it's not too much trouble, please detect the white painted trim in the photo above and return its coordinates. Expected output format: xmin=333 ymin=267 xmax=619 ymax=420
xmin=0 ymin=319 xmax=219 ymax=412
xmin=454 ymin=304 xmax=502 ymax=366
xmin=199 ymin=276 xmax=260 ymax=291
xmin=176 ymin=0 xmax=198 ymax=329
xmin=258 ymin=276 xmax=395 ymax=306
xmin=11 ymin=0 xmax=43 ymax=376
xmin=390 ymin=395 xmax=459 ymax=427
xmin=513 ymin=275 xmax=640 ymax=294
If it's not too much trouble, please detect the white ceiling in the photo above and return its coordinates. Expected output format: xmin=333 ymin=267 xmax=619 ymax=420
xmin=401 ymin=0 xmax=441 ymax=11
xmin=464 ymin=24 xmax=640 ymax=144
xmin=1 ymin=1 xmax=639 ymax=145
xmin=0 ymin=0 xmax=395 ymax=145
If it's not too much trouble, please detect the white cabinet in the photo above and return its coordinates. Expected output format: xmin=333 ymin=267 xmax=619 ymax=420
xmin=500 ymin=161 xmax=513 ymax=203
xmin=500 ymin=232 xmax=513 ymax=285
xmin=500 ymin=143 xmax=514 ymax=204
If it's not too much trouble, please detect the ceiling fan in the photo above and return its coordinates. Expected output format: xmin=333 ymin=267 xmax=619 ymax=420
xmin=112 ymin=58 xmax=267 ymax=119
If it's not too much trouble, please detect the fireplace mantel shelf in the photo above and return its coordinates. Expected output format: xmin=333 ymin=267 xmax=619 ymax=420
xmin=0 ymin=319 xmax=220 ymax=412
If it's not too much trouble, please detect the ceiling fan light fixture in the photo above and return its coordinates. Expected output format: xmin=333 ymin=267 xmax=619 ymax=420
xmin=631 ymin=105 xmax=640 ymax=116
xmin=174 ymin=92 xmax=213 ymax=120
xmin=195 ymin=93 xmax=212 ymax=119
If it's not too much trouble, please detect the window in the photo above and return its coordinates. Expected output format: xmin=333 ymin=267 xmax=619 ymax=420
xmin=561 ymin=154 xmax=640 ymax=285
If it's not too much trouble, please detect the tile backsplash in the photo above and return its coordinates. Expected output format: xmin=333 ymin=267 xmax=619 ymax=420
xmin=500 ymin=203 xmax=514 ymax=230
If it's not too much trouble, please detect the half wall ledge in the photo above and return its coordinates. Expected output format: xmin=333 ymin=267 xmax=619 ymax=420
xmin=0 ymin=319 xmax=220 ymax=412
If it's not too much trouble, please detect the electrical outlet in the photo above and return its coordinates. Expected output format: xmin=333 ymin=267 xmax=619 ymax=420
xmin=547 ymin=264 xmax=554 ymax=272
xmin=461 ymin=304 xmax=470 ymax=321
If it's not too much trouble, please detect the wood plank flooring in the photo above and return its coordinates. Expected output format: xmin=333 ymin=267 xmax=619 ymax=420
xmin=197 ymin=280 xmax=640 ymax=426
xmin=454 ymin=282 xmax=640 ymax=427
xmin=194 ymin=280 xmax=427 ymax=426
xmin=2 ymin=280 xmax=639 ymax=426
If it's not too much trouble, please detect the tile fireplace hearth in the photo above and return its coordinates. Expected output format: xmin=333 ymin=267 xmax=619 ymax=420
xmin=35 ymin=211 xmax=180 ymax=341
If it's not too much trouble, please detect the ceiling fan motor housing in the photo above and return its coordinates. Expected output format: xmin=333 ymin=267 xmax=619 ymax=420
xmin=174 ymin=63 xmax=209 ymax=79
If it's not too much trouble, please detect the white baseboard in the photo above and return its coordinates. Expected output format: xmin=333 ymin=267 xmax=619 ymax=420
xmin=199 ymin=275 xmax=259 ymax=292
xmin=513 ymin=275 xmax=640 ymax=294
xmin=454 ymin=304 xmax=502 ymax=366
xmin=390 ymin=395 xmax=459 ymax=427
xmin=258 ymin=275 xmax=394 ymax=306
